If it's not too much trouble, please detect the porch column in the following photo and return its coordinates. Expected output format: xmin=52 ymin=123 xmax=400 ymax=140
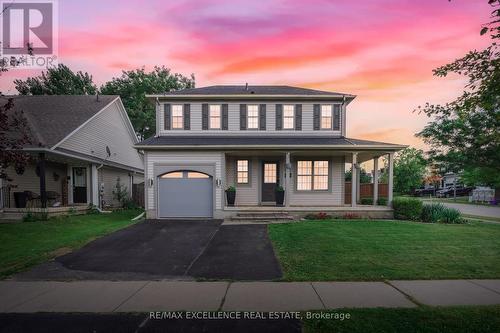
xmin=39 ymin=153 xmax=47 ymax=208
xmin=356 ymin=164 xmax=361 ymax=203
xmin=388 ymin=152 xmax=394 ymax=206
xmin=351 ymin=153 xmax=357 ymax=207
xmin=373 ymin=157 xmax=379 ymax=205
xmin=91 ymin=164 xmax=99 ymax=207
xmin=285 ymin=152 xmax=291 ymax=207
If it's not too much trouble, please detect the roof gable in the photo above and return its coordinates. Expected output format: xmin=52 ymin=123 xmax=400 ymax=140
xmin=6 ymin=95 xmax=117 ymax=148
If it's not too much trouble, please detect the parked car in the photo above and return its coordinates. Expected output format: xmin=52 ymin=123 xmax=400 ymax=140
xmin=414 ymin=186 xmax=436 ymax=197
xmin=436 ymin=186 xmax=473 ymax=198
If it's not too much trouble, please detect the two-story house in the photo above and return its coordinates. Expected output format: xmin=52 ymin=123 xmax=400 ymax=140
xmin=136 ymin=85 xmax=406 ymax=219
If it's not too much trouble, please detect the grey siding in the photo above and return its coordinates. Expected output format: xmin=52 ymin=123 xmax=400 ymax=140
xmin=158 ymin=101 xmax=343 ymax=136
xmin=98 ymin=167 xmax=132 ymax=207
xmin=288 ymin=156 xmax=344 ymax=206
xmin=225 ymin=156 xmax=260 ymax=206
xmin=5 ymin=162 xmax=67 ymax=207
xmin=145 ymin=151 xmax=224 ymax=212
xmin=58 ymin=100 xmax=143 ymax=171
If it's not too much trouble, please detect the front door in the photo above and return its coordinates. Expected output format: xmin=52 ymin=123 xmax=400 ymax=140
xmin=262 ymin=162 xmax=279 ymax=203
xmin=72 ymin=167 xmax=87 ymax=203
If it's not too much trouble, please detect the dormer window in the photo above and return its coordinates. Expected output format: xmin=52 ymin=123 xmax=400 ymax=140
xmin=283 ymin=105 xmax=294 ymax=129
xmin=321 ymin=105 xmax=332 ymax=129
xmin=209 ymin=105 xmax=221 ymax=129
xmin=171 ymin=105 xmax=183 ymax=129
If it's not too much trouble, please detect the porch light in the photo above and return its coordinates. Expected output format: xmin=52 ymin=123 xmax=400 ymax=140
xmin=149 ymin=178 xmax=154 ymax=187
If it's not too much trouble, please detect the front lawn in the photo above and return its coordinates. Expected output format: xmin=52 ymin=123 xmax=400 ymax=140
xmin=269 ymin=220 xmax=500 ymax=281
xmin=303 ymin=305 xmax=500 ymax=333
xmin=0 ymin=209 xmax=142 ymax=279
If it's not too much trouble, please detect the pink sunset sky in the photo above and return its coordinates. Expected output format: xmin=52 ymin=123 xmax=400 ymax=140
xmin=0 ymin=0 xmax=492 ymax=146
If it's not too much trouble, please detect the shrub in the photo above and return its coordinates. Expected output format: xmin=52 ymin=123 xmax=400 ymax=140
xmin=360 ymin=197 xmax=373 ymax=205
xmin=392 ymin=197 xmax=423 ymax=221
xmin=421 ymin=203 xmax=446 ymax=223
xmin=377 ymin=197 xmax=388 ymax=205
xmin=421 ymin=203 xmax=463 ymax=224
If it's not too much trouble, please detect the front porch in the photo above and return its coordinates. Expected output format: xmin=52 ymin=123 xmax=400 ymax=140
xmin=222 ymin=149 xmax=395 ymax=215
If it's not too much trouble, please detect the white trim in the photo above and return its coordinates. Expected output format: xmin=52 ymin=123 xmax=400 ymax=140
xmin=146 ymin=94 xmax=356 ymax=99
xmin=22 ymin=148 xmax=144 ymax=173
xmin=135 ymin=144 xmax=407 ymax=150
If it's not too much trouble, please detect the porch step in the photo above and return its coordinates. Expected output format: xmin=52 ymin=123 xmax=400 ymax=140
xmin=231 ymin=212 xmax=295 ymax=223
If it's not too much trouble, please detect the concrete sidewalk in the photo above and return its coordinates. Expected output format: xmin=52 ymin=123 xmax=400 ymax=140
xmin=1 ymin=280 xmax=499 ymax=313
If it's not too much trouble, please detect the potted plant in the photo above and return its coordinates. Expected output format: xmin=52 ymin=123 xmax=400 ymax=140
xmin=276 ymin=185 xmax=285 ymax=206
xmin=226 ymin=185 xmax=236 ymax=206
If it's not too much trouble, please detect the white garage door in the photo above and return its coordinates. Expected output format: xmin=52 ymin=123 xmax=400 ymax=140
xmin=158 ymin=171 xmax=213 ymax=218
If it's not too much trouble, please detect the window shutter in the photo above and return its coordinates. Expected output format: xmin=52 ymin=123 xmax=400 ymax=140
xmin=240 ymin=104 xmax=247 ymax=130
xmin=333 ymin=104 xmax=340 ymax=130
xmin=295 ymin=104 xmax=302 ymax=131
xmin=183 ymin=104 xmax=190 ymax=130
xmin=313 ymin=104 xmax=320 ymax=130
xmin=275 ymin=104 xmax=283 ymax=130
xmin=202 ymin=103 xmax=209 ymax=130
xmin=164 ymin=104 xmax=171 ymax=130
xmin=222 ymin=104 xmax=229 ymax=130
xmin=259 ymin=104 xmax=266 ymax=130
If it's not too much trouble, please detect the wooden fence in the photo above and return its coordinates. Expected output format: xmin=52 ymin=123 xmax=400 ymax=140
xmin=132 ymin=183 xmax=145 ymax=208
xmin=345 ymin=182 xmax=388 ymax=204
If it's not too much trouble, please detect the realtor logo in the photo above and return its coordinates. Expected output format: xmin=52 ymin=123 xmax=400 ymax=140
xmin=1 ymin=0 xmax=58 ymax=68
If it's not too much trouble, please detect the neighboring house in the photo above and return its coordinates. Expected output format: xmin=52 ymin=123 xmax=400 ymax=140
xmin=136 ymin=85 xmax=406 ymax=219
xmin=440 ymin=172 xmax=460 ymax=188
xmin=0 ymin=95 xmax=144 ymax=217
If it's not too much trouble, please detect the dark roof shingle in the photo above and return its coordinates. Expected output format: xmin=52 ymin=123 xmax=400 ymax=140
xmin=136 ymin=136 xmax=403 ymax=148
xmin=3 ymin=95 xmax=117 ymax=147
xmin=160 ymin=85 xmax=350 ymax=96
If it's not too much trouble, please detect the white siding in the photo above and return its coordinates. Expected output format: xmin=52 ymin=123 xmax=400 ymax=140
xmin=58 ymin=100 xmax=143 ymax=171
xmin=145 ymin=151 xmax=224 ymax=211
xmin=158 ymin=101 xmax=343 ymax=136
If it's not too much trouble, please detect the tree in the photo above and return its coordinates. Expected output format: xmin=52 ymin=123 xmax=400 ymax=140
xmin=0 ymin=97 xmax=33 ymax=179
xmin=416 ymin=0 xmax=500 ymax=187
xmin=14 ymin=64 xmax=97 ymax=95
xmin=345 ymin=169 xmax=372 ymax=183
xmin=393 ymin=148 xmax=427 ymax=194
xmin=100 ymin=66 xmax=195 ymax=139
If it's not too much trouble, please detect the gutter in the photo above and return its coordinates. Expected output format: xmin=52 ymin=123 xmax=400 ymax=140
xmin=133 ymin=144 xmax=408 ymax=151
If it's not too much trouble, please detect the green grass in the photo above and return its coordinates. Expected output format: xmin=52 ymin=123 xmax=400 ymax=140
xmin=269 ymin=220 xmax=500 ymax=281
xmin=0 ymin=209 xmax=142 ymax=279
xmin=302 ymin=306 xmax=500 ymax=333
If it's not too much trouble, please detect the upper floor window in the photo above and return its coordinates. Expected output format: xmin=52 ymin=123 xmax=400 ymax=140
xmin=283 ymin=105 xmax=294 ymax=129
xmin=297 ymin=160 xmax=329 ymax=191
xmin=247 ymin=105 xmax=259 ymax=129
xmin=209 ymin=104 xmax=221 ymax=129
xmin=237 ymin=160 xmax=249 ymax=184
xmin=171 ymin=105 xmax=183 ymax=129
xmin=321 ymin=105 xmax=332 ymax=129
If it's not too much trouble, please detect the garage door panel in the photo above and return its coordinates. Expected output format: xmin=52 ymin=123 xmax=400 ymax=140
xmin=158 ymin=176 xmax=213 ymax=218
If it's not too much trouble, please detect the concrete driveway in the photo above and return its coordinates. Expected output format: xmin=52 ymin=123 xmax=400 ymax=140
xmin=14 ymin=220 xmax=282 ymax=281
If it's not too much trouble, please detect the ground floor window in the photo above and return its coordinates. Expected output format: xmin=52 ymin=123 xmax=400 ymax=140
xmin=297 ymin=160 xmax=329 ymax=190
xmin=237 ymin=160 xmax=249 ymax=184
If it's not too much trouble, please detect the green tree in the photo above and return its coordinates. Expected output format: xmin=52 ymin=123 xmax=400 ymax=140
xmin=393 ymin=148 xmax=427 ymax=194
xmin=416 ymin=0 xmax=500 ymax=187
xmin=345 ymin=169 xmax=372 ymax=183
xmin=100 ymin=66 xmax=195 ymax=139
xmin=14 ymin=64 xmax=97 ymax=95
